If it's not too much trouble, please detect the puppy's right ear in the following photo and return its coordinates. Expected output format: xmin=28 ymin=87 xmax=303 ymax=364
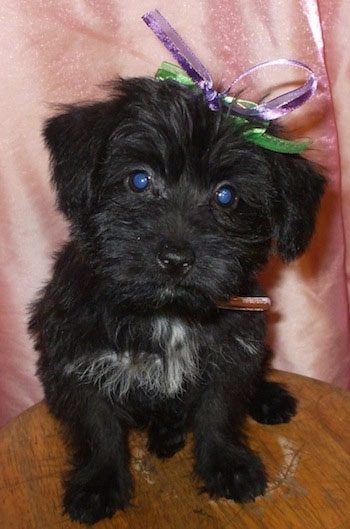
xmin=44 ymin=101 xmax=115 ymax=220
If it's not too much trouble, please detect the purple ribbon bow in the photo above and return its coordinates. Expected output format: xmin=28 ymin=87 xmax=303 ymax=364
xmin=142 ymin=9 xmax=317 ymax=121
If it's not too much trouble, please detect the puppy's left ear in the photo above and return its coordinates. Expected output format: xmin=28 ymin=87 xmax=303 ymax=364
xmin=270 ymin=152 xmax=326 ymax=262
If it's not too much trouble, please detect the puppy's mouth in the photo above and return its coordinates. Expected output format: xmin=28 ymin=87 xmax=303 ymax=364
xmin=156 ymin=284 xmax=214 ymax=310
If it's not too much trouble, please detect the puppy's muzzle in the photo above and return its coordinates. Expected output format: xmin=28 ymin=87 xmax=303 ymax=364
xmin=157 ymin=239 xmax=195 ymax=277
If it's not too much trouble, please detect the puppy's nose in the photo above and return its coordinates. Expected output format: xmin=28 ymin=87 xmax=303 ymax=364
xmin=157 ymin=240 xmax=195 ymax=276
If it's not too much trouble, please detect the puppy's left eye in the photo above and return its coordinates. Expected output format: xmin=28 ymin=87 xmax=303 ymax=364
xmin=128 ymin=172 xmax=151 ymax=193
xmin=214 ymin=184 xmax=239 ymax=208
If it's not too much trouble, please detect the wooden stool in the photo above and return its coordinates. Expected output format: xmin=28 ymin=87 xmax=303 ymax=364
xmin=1 ymin=371 xmax=349 ymax=528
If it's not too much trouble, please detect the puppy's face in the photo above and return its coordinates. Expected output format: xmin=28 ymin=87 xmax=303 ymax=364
xmin=45 ymin=78 xmax=325 ymax=311
xmin=86 ymin=95 xmax=276 ymax=310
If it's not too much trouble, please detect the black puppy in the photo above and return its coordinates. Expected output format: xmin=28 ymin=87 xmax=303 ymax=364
xmin=29 ymin=77 xmax=325 ymax=525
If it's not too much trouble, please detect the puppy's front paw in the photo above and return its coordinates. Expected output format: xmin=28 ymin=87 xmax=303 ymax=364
xmin=64 ymin=471 xmax=132 ymax=525
xmin=197 ymin=449 xmax=267 ymax=503
xmin=250 ymin=380 xmax=297 ymax=425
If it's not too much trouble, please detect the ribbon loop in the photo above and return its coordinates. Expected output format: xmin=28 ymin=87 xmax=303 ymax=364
xmin=223 ymin=59 xmax=318 ymax=121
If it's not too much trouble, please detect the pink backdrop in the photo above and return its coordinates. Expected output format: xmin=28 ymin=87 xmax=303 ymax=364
xmin=0 ymin=0 xmax=349 ymax=426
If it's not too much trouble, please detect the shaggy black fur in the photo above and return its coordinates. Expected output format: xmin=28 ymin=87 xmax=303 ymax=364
xmin=29 ymin=77 xmax=325 ymax=525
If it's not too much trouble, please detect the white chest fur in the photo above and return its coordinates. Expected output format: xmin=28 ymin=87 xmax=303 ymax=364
xmin=64 ymin=317 xmax=199 ymax=400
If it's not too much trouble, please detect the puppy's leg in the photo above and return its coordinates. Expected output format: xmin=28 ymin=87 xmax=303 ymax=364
xmin=55 ymin=386 xmax=132 ymax=525
xmin=148 ymin=399 xmax=188 ymax=458
xmin=249 ymin=379 xmax=297 ymax=424
xmin=193 ymin=386 xmax=267 ymax=502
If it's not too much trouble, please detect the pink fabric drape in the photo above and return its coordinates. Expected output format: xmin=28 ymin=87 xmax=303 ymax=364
xmin=0 ymin=0 xmax=349 ymax=426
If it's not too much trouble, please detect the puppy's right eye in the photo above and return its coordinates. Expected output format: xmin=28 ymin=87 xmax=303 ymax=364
xmin=128 ymin=172 xmax=151 ymax=193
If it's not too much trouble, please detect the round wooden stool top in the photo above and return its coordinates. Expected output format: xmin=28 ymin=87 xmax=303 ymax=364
xmin=1 ymin=370 xmax=349 ymax=529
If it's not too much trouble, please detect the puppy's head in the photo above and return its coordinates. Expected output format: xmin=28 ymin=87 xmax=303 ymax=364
xmin=44 ymin=78 xmax=325 ymax=310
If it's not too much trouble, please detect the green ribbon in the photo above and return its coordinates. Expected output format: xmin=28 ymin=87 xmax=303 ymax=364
xmin=155 ymin=62 xmax=311 ymax=154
